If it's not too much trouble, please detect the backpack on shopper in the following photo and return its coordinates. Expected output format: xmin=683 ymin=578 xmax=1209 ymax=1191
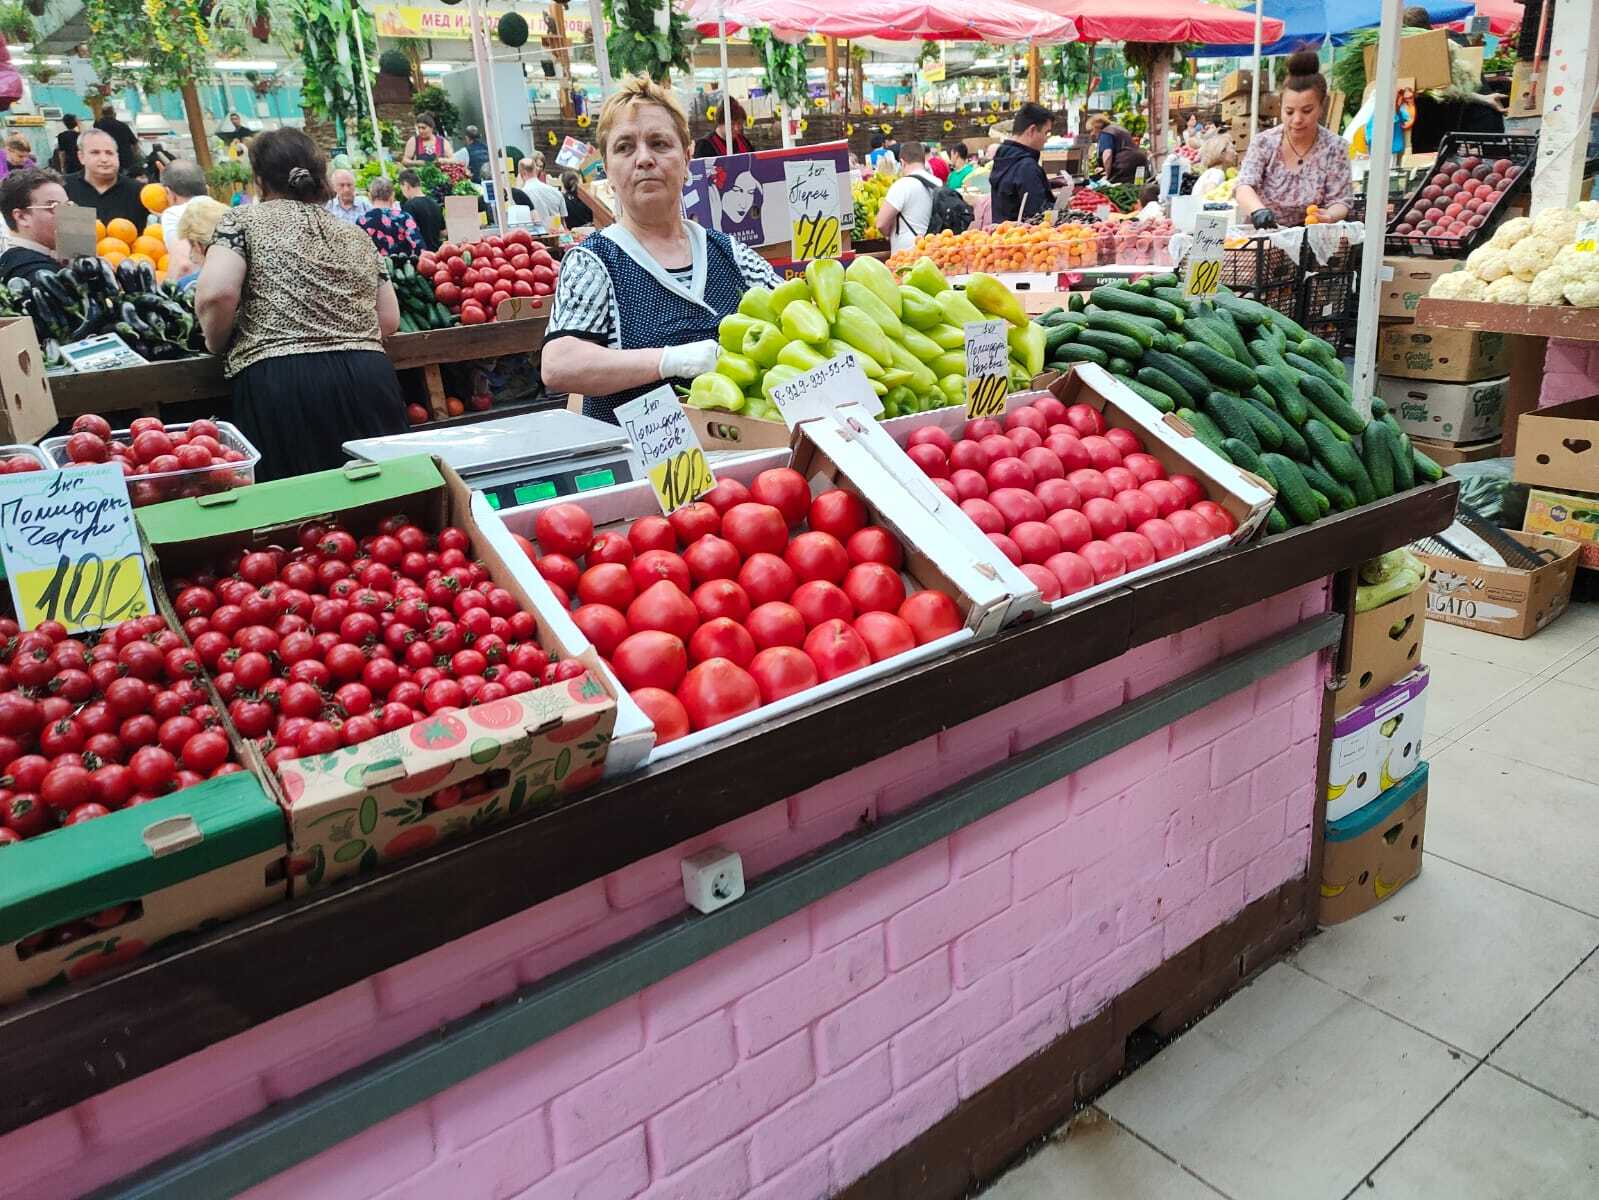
xmin=911 ymin=175 xmax=975 ymax=236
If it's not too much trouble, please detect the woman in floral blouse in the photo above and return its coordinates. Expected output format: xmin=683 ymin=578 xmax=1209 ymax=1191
xmin=1235 ymin=50 xmax=1354 ymax=229
xmin=357 ymin=177 xmax=425 ymax=258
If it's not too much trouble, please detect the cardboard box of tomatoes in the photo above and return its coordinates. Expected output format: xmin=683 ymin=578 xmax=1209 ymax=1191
xmin=135 ymin=456 xmax=618 ymax=893
xmin=881 ymin=363 xmax=1276 ymax=624
xmin=420 ymin=231 xmax=560 ymax=326
xmin=0 ymin=771 xmax=286 ymax=1004
xmin=491 ymin=414 xmax=1018 ymax=771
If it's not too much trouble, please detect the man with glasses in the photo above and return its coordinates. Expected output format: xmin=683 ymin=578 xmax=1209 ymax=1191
xmin=0 ymin=168 xmax=67 ymax=284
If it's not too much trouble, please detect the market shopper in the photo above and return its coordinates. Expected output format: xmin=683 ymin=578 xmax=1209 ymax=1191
xmin=1087 ymin=115 xmax=1150 ymax=185
xmin=691 ymin=97 xmax=753 ymax=158
xmin=947 ymin=142 xmax=975 ymax=189
xmin=561 ymin=170 xmax=594 ymax=228
xmin=459 ymin=126 xmax=490 ymax=182
xmin=159 ymin=160 xmax=208 ymax=281
xmin=875 ymin=141 xmax=941 ymax=254
xmin=1190 ymin=135 xmax=1239 ymax=202
xmin=93 ymin=111 xmax=140 ymax=174
xmin=173 ymin=196 xmax=227 ymax=292
xmin=0 ymin=167 xmax=65 ymax=284
xmin=325 ymin=169 xmax=370 ymax=224
xmin=358 ymin=177 xmax=424 ymax=257
xmin=64 ymin=129 xmax=148 ymax=230
xmin=1234 ymin=50 xmax=1353 ymax=228
xmin=194 ymin=128 xmax=405 ymax=480
xmin=401 ymin=115 xmax=451 ymax=165
xmin=0 ymin=132 xmax=35 ymax=179
xmin=514 ymin=154 xmax=566 ymax=228
xmin=542 ymin=74 xmax=781 ymax=424
xmin=397 ymin=169 xmax=444 ymax=250
xmin=52 ymin=114 xmax=79 ymax=175
xmin=991 ymin=102 xmax=1057 ymax=224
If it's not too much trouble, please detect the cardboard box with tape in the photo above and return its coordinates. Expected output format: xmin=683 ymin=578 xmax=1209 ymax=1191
xmin=1320 ymin=762 xmax=1428 ymax=926
xmin=1379 ymin=257 xmax=1459 ymax=321
xmin=1513 ymin=394 xmax=1599 ymax=494
xmin=1337 ymin=584 xmax=1425 ymax=717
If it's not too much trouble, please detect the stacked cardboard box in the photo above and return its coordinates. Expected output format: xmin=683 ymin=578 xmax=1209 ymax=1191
xmin=1376 ymin=322 xmax=1509 ymax=463
xmin=1514 ymin=394 xmax=1599 ymax=571
xmin=1219 ymin=70 xmax=1276 ymax=156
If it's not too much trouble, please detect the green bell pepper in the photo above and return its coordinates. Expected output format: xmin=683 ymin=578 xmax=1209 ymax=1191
xmin=842 ymin=281 xmax=906 ymax=342
xmin=906 ymin=256 xmax=950 ymax=296
xmin=718 ymin=314 xmax=760 ymax=355
xmin=828 ymin=338 xmax=882 ymax=377
xmin=927 ymin=322 xmax=966 ymax=351
xmin=687 ymin=372 xmax=745 ymax=413
xmin=966 ymin=272 xmax=1028 ymax=328
xmin=715 ymin=351 xmax=760 ymax=389
xmin=760 ymin=364 xmax=805 ymax=402
xmin=1007 ymin=322 xmax=1046 ymax=377
xmin=899 ymin=285 xmax=944 ymax=331
xmin=889 ymin=341 xmax=938 ymax=392
xmin=931 ymin=350 xmax=966 ymax=379
xmin=937 ymin=373 xmax=965 ymax=406
xmin=805 ymin=258 xmax=844 ymax=324
xmin=900 ymin=326 xmax=944 ymax=364
xmin=738 ymin=287 xmax=776 ymax=323
xmin=936 ymin=289 xmax=986 ymax=329
xmin=769 ymin=276 xmax=812 ymax=317
xmin=882 ymin=385 xmax=916 ymax=419
xmin=832 ymin=304 xmax=895 ymax=368
xmin=778 ymin=339 xmax=828 ymax=372
xmin=741 ymin=320 xmax=788 ymax=368
xmin=845 ymin=255 xmax=902 ymax=316
xmin=780 ymin=298 xmax=830 ymax=346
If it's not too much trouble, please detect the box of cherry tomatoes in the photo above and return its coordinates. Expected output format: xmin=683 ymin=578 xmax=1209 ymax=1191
xmin=133 ymin=455 xmax=618 ymax=893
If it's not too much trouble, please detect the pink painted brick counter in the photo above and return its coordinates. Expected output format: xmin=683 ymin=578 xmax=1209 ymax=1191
xmin=1539 ymin=338 xmax=1599 ymax=407
xmin=2 ymin=581 xmax=1330 ymax=1200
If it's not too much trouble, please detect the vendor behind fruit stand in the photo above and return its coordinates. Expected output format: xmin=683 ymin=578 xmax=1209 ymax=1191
xmin=195 ymin=128 xmax=406 ymax=481
xmin=542 ymin=75 xmax=781 ymax=424
xmin=1233 ymin=50 xmax=1353 ymax=229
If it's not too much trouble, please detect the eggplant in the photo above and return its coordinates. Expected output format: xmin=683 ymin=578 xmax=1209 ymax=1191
xmin=36 ymin=270 xmax=81 ymax=311
xmin=119 ymin=300 xmax=157 ymax=341
xmin=67 ymin=299 xmax=109 ymax=341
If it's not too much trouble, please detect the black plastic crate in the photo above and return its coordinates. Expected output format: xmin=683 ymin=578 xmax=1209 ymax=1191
xmin=1220 ymin=234 xmax=1301 ymax=317
xmin=1298 ymin=267 xmax=1359 ymax=356
xmin=1385 ymin=132 xmax=1538 ymax=257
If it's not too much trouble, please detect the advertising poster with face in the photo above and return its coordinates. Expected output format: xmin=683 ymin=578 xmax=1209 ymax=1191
xmin=681 ymin=142 xmax=853 ymax=249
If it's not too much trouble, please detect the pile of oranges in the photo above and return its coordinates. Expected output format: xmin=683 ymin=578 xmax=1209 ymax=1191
xmin=888 ymin=219 xmax=1102 ymax=275
xmin=92 ymin=184 xmax=173 ymax=278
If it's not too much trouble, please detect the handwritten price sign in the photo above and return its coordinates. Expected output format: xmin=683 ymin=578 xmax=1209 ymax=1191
xmin=0 ymin=464 xmax=153 ymax=634
xmin=1183 ymin=211 xmax=1230 ymax=299
xmin=767 ymin=353 xmax=883 ymax=429
xmin=614 ymin=385 xmax=717 ymax=515
xmin=785 ymin=159 xmax=842 ymax=261
xmin=964 ymin=320 xmax=1010 ymax=420
xmin=1575 ymin=220 xmax=1599 ymax=254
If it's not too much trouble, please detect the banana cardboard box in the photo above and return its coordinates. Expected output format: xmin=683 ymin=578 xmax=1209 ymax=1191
xmin=1327 ymin=667 xmax=1428 ymax=822
xmin=1320 ymin=762 xmax=1429 ymax=926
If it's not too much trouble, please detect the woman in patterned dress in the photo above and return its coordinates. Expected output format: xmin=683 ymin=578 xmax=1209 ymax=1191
xmin=194 ymin=128 xmax=407 ymax=480
xmin=1234 ymin=50 xmax=1354 ymax=229
xmin=541 ymin=75 xmax=780 ymax=424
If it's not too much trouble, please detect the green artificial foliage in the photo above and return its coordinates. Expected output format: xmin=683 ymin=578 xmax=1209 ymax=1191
xmin=601 ymin=0 xmax=694 ymax=83
xmin=411 ymin=85 xmax=460 ymax=136
xmin=379 ymin=49 xmax=411 ymax=78
xmin=749 ymin=28 xmax=808 ymax=111
xmin=497 ymin=11 xmax=529 ymax=48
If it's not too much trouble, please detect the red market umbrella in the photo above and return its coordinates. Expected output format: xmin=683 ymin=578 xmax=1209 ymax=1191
xmin=1022 ymin=0 xmax=1283 ymax=43
xmin=683 ymin=0 xmax=1080 ymax=43
xmin=1450 ymin=0 xmax=1523 ymax=36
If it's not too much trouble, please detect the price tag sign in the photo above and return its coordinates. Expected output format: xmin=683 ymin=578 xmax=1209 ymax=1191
xmin=444 ymin=195 xmax=480 ymax=245
xmin=784 ymin=159 xmax=842 ymax=261
xmin=614 ymin=385 xmax=716 ymax=515
xmin=1574 ymin=220 xmax=1599 ymax=253
xmin=555 ymin=136 xmax=594 ymax=170
xmin=964 ymin=319 xmax=1009 ymax=419
xmin=767 ymin=353 xmax=884 ymax=429
xmin=1183 ymin=210 xmax=1231 ymax=299
xmin=0 ymin=464 xmax=153 ymax=634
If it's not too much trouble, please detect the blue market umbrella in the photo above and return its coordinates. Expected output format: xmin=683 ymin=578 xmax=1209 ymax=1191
xmin=1192 ymin=0 xmax=1478 ymax=57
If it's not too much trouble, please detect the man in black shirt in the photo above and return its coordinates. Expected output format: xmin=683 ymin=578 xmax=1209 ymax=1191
xmin=397 ymin=169 xmax=444 ymax=250
xmin=53 ymin=114 xmax=80 ymax=174
xmin=0 ymin=168 xmax=67 ymax=285
xmin=93 ymin=112 xmax=141 ymax=174
xmin=64 ymin=128 xmax=148 ymax=230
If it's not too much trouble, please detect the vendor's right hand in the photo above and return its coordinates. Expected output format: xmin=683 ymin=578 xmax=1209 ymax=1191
xmin=1250 ymin=208 xmax=1277 ymax=230
xmin=658 ymin=339 xmax=720 ymax=381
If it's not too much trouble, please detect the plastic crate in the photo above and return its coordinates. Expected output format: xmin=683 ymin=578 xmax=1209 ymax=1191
xmin=0 ymin=443 xmax=52 ymax=471
xmin=1385 ymin=132 xmax=1538 ymax=257
xmin=1298 ymin=267 xmax=1359 ymax=356
xmin=1220 ymin=234 xmax=1301 ymax=317
xmin=41 ymin=420 xmax=261 ymax=507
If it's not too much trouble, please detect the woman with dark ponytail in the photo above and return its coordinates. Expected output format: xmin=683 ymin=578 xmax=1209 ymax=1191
xmin=1234 ymin=49 xmax=1354 ymax=229
xmin=195 ymin=127 xmax=406 ymax=480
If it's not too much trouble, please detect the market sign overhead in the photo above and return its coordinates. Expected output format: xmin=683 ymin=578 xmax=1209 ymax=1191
xmin=370 ymin=4 xmax=593 ymax=39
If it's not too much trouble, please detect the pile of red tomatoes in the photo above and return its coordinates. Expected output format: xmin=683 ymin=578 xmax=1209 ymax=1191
xmin=420 ymin=231 xmax=559 ymax=326
xmin=58 ymin=414 xmax=252 ymax=506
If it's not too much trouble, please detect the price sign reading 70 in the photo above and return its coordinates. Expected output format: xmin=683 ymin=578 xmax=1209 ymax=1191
xmin=785 ymin=159 xmax=843 ymax=261
xmin=792 ymin=211 xmax=842 ymax=260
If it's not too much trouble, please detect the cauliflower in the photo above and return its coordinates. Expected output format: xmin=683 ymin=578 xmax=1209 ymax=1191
xmin=1490 ymin=216 xmax=1533 ymax=249
xmin=1576 ymin=200 xmax=1599 ymax=222
xmin=1557 ymin=248 xmax=1599 ymax=282
xmin=1485 ymin=275 xmax=1531 ymax=304
xmin=1564 ymin=279 xmax=1599 ymax=308
xmin=1532 ymin=207 xmax=1583 ymax=247
xmin=1466 ymin=244 xmax=1510 ymax=282
xmin=1428 ymin=270 xmax=1487 ymax=300
xmin=1508 ymin=234 xmax=1558 ymax=281
xmin=1528 ymin=267 xmax=1568 ymax=306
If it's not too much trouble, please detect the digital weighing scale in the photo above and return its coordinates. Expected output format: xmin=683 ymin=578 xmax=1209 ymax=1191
xmin=343 ymin=410 xmax=643 ymax=511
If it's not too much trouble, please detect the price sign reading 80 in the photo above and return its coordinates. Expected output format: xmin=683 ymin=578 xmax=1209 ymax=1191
xmin=1184 ymin=211 xmax=1231 ymax=299
xmin=785 ymin=159 xmax=843 ymax=261
xmin=964 ymin=319 xmax=1010 ymax=420
xmin=614 ymin=385 xmax=717 ymax=516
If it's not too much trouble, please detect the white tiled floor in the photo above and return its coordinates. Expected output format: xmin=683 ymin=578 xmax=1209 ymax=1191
xmin=984 ymin=600 xmax=1599 ymax=1200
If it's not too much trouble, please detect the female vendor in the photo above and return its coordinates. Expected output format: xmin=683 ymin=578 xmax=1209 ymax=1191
xmin=542 ymin=76 xmax=781 ymax=423
xmin=1234 ymin=50 xmax=1354 ymax=229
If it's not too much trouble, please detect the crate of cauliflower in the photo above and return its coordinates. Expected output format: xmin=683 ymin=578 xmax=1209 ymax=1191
xmin=1428 ymin=201 xmax=1599 ymax=308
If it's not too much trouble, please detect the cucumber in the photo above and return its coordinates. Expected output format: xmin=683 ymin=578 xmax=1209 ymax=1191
xmin=1297 ymin=373 xmax=1365 ymax=434
xmin=1300 ymin=463 xmax=1356 ymax=511
xmin=1108 ymin=356 xmax=1135 ymax=376
xmin=1370 ymin=396 xmax=1391 ymax=419
xmin=1176 ymin=407 xmax=1228 ymax=454
xmin=1413 ymin=443 xmax=1444 ymax=483
xmin=1152 ymin=286 xmax=1204 ymax=316
xmin=1211 ymin=309 xmax=1253 ymax=362
xmin=1248 ymin=383 xmax=1278 ymax=412
xmin=1348 ymin=455 xmax=1377 ymax=505
xmin=1361 ymin=423 xmax=1396 ymax=499
xmin=1037 ymin=306 xmax=1066 ymax=325
xmin=1043 ymin=324 xmax=1079 ymax=356
xmin=1248 ymin=337 xmax=1288 ymax=370
xmin=1305 ymin=399 xmax=1354 ymax=442
xmin=1127 ymin=277 xmax=1155 ymax=295
xmin=1114 ymin=375 xmax=1177 ymax=413
xmin=1266 ymin=506 xmax=1290 ymax=535
xmin=1304 ymin=419 xmax=1361 ymax=484
xmin=1047 ymin=344 xmax=1109 ymax=368
xmin=1179 ymin=341 xmax=1258 ymax=391
xmin=1269 ymin=309 xmax=1311 ymax=342
xmin=1082 ymin=308 xmax=1158 ymax=348
xmin=1297 ymin=336 xmax=1340 ymax=370
xmin=1284 ymin=350 xmax=1347 ymax=394
xmin=1142 ymin=350 xmax=1211 ymax=404
xmin=1067 ymin=291 xmax=1087 ymax=311
xmin=1136 ymin=366 xmax=1192 ymax=410
xmin=1076 ymin=328 xmax=1145 ymax=360
xmin=1091 ymin=285 xmax=1184 ymax=326
xmin=1181 ymin=317 xmax=1238 ymax=360
xmin=1203 ymin=392 xmax=1261 ymax=452
xmin=1235 ymin=396 xmax=1285 ymax=450
xmin=1256 ymin=363 xmax=1310 ymax=425
xmin=1221 ymin=437 xmax=1272 ymax=483
xmin=1261 ymin=453 xmax=1320 ymax=525
xmin=1309 ymin=488 xmax=1331 ymax=516
xmin=1390 ymin=426 xmax=1417 ymax=490
xmin=1146 ymin=272 xmax=1179 ymax=289
xmin=1248 ymin=399 xmax=1310 ymax=460
xmin=1211 ymin=292 xmax=1275 ymax=328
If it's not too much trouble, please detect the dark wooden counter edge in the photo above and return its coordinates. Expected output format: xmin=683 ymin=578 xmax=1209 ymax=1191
xmin=0 ymin=480 xmax=1457 ymax=1133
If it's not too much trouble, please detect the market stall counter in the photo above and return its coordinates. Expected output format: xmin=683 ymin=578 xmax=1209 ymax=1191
xmin=0 ymin=471 xmax=1456 ymax=1200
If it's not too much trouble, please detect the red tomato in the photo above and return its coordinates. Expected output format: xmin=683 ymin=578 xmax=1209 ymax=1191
xmin=1103 ymin=427 xmax=1144 ymax=457
xmin=949 ymin=440 xmax=991 ymax=474
xmin=1113 ymin=488 xmax=1160 ymax=528
xmin=692 ymin=579 xmax=752 ymax=625
xmin=747 ymin=602 xmax=807 ymax=650
xmin=852 ymin=611 xmax=916 ymax=662
xmin=846 ymin=526 xmax=903 ymax=569
xmin=986 ymin=456 xmax=1035 ymax=492
xmin=803 ymin=619 xmax=872 ymax=682
xmin=964 ymin=417 xmax=1002 ymax=441
xmin=611 ymin=630 xmax=688 ymax=691
xmin=1009 ymin=521 xmax=1062 ymax=565
xmin=630 ymin=687 xmax=690 ymax=744
xmin=1191 ymin=500 xmax=1237 ymax=535
xmin=629 ymin=550 xmax=692 ymax=595
xmin=784 ymin=532 xmax=849 ymax=586
xmin=907 ymin=426 xmax=954 ymax=455
xmin=628 ymin=515 xmax=677 ymax=554
xmin=980 ymin=434 xmax=1018 ymax=463
xmin=1022 ymin=447 xmax=1065 ymax=482
xmin=808 ymin=489 xmax=868 ymax=540
xmin=577 ymin=563 xmax=637 ymax=610
xmin=1122 ymin=452 xmax=1165 ymax=485
xmin=721 ymin=502 xmax=788 ymax=558
xmin=907 ymin=444 xmax=949 ymax=478
xmin=1009 ymin=428 xmax=1043 ymax=454
xmin=1108 ymin=531 xmax=1157 ymax=571
xmin=987 ymin=533 xmax=1022 ymax=564
xmin=1032 ymin=397 xmax=1068 ymax=425
xmin=1140 ymin=478 xmax=1185 ymax=517
xmin=898 ymin=591 xmax=962 ymax=645
xmin=1167 ymin=509 xmax=1216 ymax=550
xmin=1034 ymin=477 xmax=1081 ymax=515
xmin=1065 ymin=403 xmax=1107 ymax=437
xmin=677 ymin=659 xmax=762 ymax=730
xmin=791 ymin=580 xmax=854 ymax=628
xmin=1019 ymin=562 xmax=1062 ymax=603
xmin=534 ymin=503 xmax=593 ymax=557
xmin=1102 ymin=466 xmax=1140 ymax=494
xmin=702 ymin=478 xmax=752 ymax=514
xmin=961 ymin=498 xmax=1005 ymax=535
xmin=1079 ymin=539 xmax=1128 ymax=583
xmin=737 ymin=552 xmax=796 ymax=605
xmin=1066 ymin=468 xmax=1114 ymax=503
xmin=626 ymin=581 xmax=699 ymax=641
xmin=572 ymin=604 xmax=630 ymax=657
xmin=1045 ymin=551 xmax=1096 ymax=596
xmin=1168 ymin=474 xmax=1205 ymax=507
xmin=587 ymin=531 xmax=634 ymax=566
xmin=749 ymin=468 xmax=809 ymax=525
xmin=683 ymin=534 xmax=741 ymax=585
xmin=988 ymin=487 xmax=1046 ymax=528
xmin=1005 ymin=406 xmax=1048 ymax=435
xmin=842 ymin=562 xmax=906 ymax=614
xmin=688 ymin=618 xmax=756 ymax=668
xmin=950 ymin=468 xmax=988 ymax=501
xmin=1079 ymin=435 xmax=1123 ymax=471
xmin=668 ymin=501 xmax=721 ymax=546
xmin=748 ymin=646 xmax=820 ymax=703
xmin=1082 ymin=497 xmax=1128 ymax=540
xmin=1136 ymin=518 xmax=1186 ymax=560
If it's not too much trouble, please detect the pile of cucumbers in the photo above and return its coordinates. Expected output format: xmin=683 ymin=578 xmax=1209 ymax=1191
xmin=1036 ymin=277 xmax=1444 ymax=534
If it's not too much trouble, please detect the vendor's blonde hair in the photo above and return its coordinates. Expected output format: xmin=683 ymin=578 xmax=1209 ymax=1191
xmin=176 ymin=196 xmax=228 ymax=248
xmin=596 ymin=74 xmax=691 ymax=157
xmin=1199 ymin=134 xmax=1237 ymax=170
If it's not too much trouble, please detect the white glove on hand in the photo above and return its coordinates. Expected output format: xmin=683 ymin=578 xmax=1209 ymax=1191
xmin=659 ymin=339 xmax=720 ymax=380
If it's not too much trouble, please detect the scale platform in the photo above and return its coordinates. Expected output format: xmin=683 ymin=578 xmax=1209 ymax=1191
xmin=343 ymin=409 xmax=643 ymax=510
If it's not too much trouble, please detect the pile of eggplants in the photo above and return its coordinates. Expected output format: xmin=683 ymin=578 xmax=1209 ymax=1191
xmin=0 ymin=258 xmax=204 ymax=365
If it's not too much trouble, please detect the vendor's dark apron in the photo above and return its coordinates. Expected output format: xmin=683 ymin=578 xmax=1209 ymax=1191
xmin=579 ymin=229 xmax=746 ymax=424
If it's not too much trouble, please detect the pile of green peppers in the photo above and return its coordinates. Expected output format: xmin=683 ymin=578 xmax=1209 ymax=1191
xmin=0 ymin=257 xmax=204 ymax=367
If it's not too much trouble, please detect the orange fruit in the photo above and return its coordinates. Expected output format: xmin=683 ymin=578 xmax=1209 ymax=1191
xmin=133 ymin=235 xmax=165 ymax=260
xmin=96 ymin=236 xmax=131 ymax=257
xmin=106 ymin=217 xmax=138 ymax=245
xmin=129 ymin=253 xmax=156 ymax=268
xmin=157 ymin=254 xmax=168 ymax=271
xmin=102 ymin=250 xmax=127 ymax=266
xmin=94 ymin=219 xmax=106 ymax=240
xmin=139 ymin=183 xmax=168 ymax=214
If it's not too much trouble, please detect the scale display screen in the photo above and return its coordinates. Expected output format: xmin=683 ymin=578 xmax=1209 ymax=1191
xmin=575 ymin=468 xmax=617 ymax=491
xmin=514 ymin=480 xmax=559 ymax=505
xmin=476 ymin=457 xmax=634 ymax=512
